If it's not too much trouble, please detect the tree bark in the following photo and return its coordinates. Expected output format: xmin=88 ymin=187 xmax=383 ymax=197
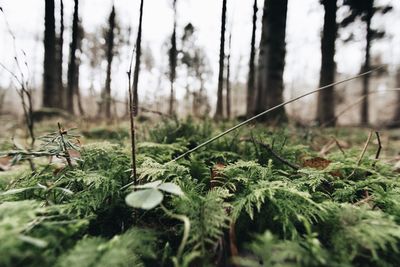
xmin=66 ymin=0 xmax=79 ymax=114
xmin=226 ymin=32 xmax=232 ymax=119
xmin=255 ymin=0 xmax=288 ymax=123
xmin=76 ymin=23 xmax=84 ymax=116
xmin=246 ymin=0 xmax=258 ymax=118
xmin=360 ymin=6 xmax=373 ymax=126
xmin=55 ymin=0 xmax=64 ymax=108
xmin=169 ymin=0 xmax=177 ymax=116
xmin=103 ymin=6 xmax=115 ymax=119
xmin=214 ymin=0 xmax=227 ymax=120
xmin=132 ymin=0 xmax=144 ymax=117
xmin=43 ymin=0 xmax=57 ymax=108
xmin=316 ymin=0 xmax=337 ymax=127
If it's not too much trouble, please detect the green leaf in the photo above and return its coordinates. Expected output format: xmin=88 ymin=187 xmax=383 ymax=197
xmin=158 ymin=183 xmax=184 ymax=196
xmin=125 ymin=188 xmax=164 ymax=210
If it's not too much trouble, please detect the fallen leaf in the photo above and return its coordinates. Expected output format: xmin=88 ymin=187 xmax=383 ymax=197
xmin=302 ymin=157 xmax=331 ymax=170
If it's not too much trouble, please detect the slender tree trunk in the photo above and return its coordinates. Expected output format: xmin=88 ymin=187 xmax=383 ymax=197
xmin=361 ymin=7 xmax=373 ymax=126
xmin=226 ymin=32 xmax=232 ymax=119
xmin=214 ymin=0 xmax=227 ymax=120
xmin=169 ymin=0 xmax=177 ymax=116
xmin=255 ymin=0 xmax=288 ymax=123
xmin=246 ymin=0 xmax=258 ymax=118
xmin=43 ymin=0 xmax=57 ymax=108
xmin=132 ymin=0 xmax=144 ymax=117
xmin=55 ymin=0 xmax=64 ymax=108
xmin=66 ymin=0 xmax=79 ymax=114
xmin=103 ymin=6 xmax=115 ymax=119
xmin=76 ymin=23 xmax=84 ymax=116
xmin=316 ymin=0 xmax=337 ymax=127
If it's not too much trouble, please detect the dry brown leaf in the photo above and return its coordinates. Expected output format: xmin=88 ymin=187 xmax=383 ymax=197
xmin=302 ymin=157 xmax=331 ymax=170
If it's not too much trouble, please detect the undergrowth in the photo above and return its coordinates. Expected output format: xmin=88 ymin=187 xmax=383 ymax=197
xmin=0 ymin=119 xmax=400 ymax=266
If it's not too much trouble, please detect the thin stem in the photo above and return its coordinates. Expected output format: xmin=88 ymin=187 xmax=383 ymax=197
xmin=170 ymin=66 xmax=385 ymax=163
xmin=58 ymin=122 xmax=72 ymax=167
xmin=127 ymin=48 xmax=137 ymax=186
xmin=160 ymin=204 xmax=190 ymax=264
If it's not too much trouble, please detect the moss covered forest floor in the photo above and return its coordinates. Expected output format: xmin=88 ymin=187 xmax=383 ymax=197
xmin=1 ymin=117 xmax=400 ymax=266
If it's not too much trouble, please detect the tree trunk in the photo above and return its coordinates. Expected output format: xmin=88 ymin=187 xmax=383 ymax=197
xmin=214 ymin=0 xmax=227 ymax=120
xmin=169 ymin=0 xmax=177 ymax=116
xmin=55 ymin=0 xmax=64 ymax=108
xmin=360 ymin=6 xmax=373 ymax=126
xmin=246 ymin=0 xmax=258 ymax=118
xmin=255 ymin=0 xmax=288 ymax=123
xmin=76 ymin=23 xmax=84 ymax=116
xmin=66 ymin=0 xmax=79 ymax=114
xmin=226 ymin=32 xmax=232 ymax=119
xmin=316 ymin=0 xmax=337 ymax=127
xmin=43 ymin=0 xmax=57 ymax=108
xmin=103 ymin=6 xmax=115 ymax=119
xmin=132 ymin=0 xmax=144 ymax=117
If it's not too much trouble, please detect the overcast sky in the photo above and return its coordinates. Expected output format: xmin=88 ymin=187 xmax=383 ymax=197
xmin=0 ymin=0 xmax=399 ymax=102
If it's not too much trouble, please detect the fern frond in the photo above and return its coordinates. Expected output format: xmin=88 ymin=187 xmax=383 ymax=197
xmin=235 ymin=231 xmax=329 ymax=267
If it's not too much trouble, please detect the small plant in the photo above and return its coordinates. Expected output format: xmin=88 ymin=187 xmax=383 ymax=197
xmin=125 ymin=180 xmax=192 ymax=267
xmin=1 ymin=123 xmax=80 ymax=168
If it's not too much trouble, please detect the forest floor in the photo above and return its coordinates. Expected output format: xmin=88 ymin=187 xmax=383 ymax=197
xmin=1 ymin=117 xmax=400 ymax=266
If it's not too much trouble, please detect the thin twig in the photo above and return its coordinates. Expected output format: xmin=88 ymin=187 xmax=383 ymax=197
xmin=170 ymin=66 xmax=385 ymax=163
xmin=372 ymin=131 xmax=382 ymax=168
xmin=357 ymin=131 xmax=373 ymax=166
xmin=333 ymin=137 xmax=346 ymax=156
xmin=127 ymin=48 xmax=137 ymax=187
xmin=240 ymin=138 xmax=300 ymax=170
xmin=374 ymin=131 xmax=382 ymax=160
xmin=58 ymin=122 xmax=72 ymax=167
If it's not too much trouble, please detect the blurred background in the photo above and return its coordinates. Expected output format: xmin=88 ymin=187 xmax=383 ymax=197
xmin=0 ymin=0 xmax=399 ymax=126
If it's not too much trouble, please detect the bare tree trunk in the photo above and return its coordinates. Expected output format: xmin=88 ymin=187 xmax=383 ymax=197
xmin=76 ymin=23 xmax=84 ymax=116
xmin=226 ymin=32 xmax=232 ymax=119
xmin=55 ymin=0 xmax=64 ymax=108
xmin=361 ymin=7 xmax=373 ymax=126
xmin=169 ymin=0 xmax=177 ymax=116
xmin=255 ymin=0 xmax=288 ymax=123
xmin=43 ymin=0 xmax=57 ymax=108
xmin=246 ymin=0 xmax=258 ymax=118
xmin=316 ymin=0 xmax=337 ymax=127
xmin=391 ymin=69 xmax=400 ymax=127
xmin=132 ymin=0 xmax=144 ymax=116
xmin=66 ymin=0 xmax=79 ymax=114
xmin=103 ymin=6 xmax=115 ymax=119
xmin=214 ymin=0 xmax=227 ymax=120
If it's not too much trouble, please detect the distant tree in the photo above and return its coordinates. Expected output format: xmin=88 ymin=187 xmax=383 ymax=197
xmin=75 ymin=22 xmax=85 ymax=116
xmin=102 ymin=5 xmax=116 ymax=119
xmin=246 ymin=0 xmax=258 ymax=118
xmin=55 ymin=0 xmax=64 ymax=108
xmin=168 ymin=0 xmax=178 ymax=116
xmin=226 ymin=32 xmax=232 ymax=119
xmin=180 ymin=23 xmax=212 ymax=117
xmin=132 ymin=0 xmax=144 ymax=116
xmin=214 ymin=0 xmax=227 ymax=120
xmin=66 ymin=0 xmax=79 ymax=114
xmin=255 ymin=0 xmax=288 ymax=123
xmin=391 ymin=69 xmax=400 ymax=127
xmin=341 ymin=0 xmax=392 ymax=125
xmin=43 ymin=0 xmax=57 ymax=108
xmin=316 ymin=0 xmax=337 ymax=127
